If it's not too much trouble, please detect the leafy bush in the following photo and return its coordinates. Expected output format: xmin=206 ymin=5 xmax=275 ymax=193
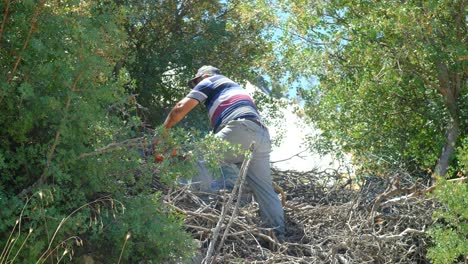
xmin=89 ymin=195 xmax=196 ymax=263
xmin=0 ymin=1 xmax=196 ymax=262
xmin=0 ymin=0 xmax=286 ymax=262
xmin=427 ymin=138 xmax=468 ymax=263
xmin=0 ymin=190 xmax=196 ymax=263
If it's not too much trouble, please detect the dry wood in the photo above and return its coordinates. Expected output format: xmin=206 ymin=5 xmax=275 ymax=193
xmin=162 ymin=167 xmax=443 ymax=263
xmin=203 ymin=143 xmax=255 ymax=264
xmin=379 ymin=176 xmax=467 ymax=209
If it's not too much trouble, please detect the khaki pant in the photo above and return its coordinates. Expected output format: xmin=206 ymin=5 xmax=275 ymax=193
xmin=193 ymin=119 xmax=285 ymax=234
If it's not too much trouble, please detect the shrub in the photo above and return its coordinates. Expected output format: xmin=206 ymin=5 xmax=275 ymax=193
xmin=89 ymin=195 xmax=196 ymax=263
xmin=0 ymin=1 xmax=196 ymax=262
xmin=427 ymin=138 xmax=468 ymax=263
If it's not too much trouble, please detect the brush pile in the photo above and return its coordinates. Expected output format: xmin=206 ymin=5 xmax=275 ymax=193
xmin=163 ymin=167 xmax=438 ymax=263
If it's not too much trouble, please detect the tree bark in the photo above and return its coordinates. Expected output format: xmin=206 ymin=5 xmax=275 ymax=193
xmin=434 ymin=61 xmax=462 ymax=177
xmin=434 ymin=118 xmax=460 ymax=176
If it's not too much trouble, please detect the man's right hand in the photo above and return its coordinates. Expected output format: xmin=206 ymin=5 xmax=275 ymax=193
xmin=154 ymin=147 xmax=179 ymax=163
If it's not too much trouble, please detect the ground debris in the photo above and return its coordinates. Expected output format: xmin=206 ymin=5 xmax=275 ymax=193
xmin=163 ymin=168 xmax=437 ymax=263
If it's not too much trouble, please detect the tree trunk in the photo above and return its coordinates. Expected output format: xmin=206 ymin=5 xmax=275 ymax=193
xmin=434 ymin=118 xmax=460 ymax=176
xmin=434 ymin=61 xmax=461 ymax=177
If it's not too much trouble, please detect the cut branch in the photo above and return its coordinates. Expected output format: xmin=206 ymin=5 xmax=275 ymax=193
xmin=203 ymin=142 xmax=255 ymax=264
xmin=375 ymin=177 xmax=468 ymax=208
xmin=78 ymin=137 xmax=147 ymax=160
xmin=362 ymin=228 xmax=425 ymax=241
xmin=216 ymin=143 xmax=252 ymax=255
xmin=271 ymin=149 xmax=308 ymax=164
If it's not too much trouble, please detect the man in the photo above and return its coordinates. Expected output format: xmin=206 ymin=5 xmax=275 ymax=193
xmin=163 ymin=65 xmax=285 ymax=239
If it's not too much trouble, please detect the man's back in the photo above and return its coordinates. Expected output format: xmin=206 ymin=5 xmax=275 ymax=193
xmin=186 ymin=75 xmax=261 ymax=132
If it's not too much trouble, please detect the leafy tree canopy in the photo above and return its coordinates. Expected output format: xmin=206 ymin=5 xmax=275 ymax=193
xmin=0 ymin=0 xmax=286 ymax=262
xmin=118 ymin=0 xmax=280 ymax=128
xmin=274 ymin=0 xmax=467 ymax=176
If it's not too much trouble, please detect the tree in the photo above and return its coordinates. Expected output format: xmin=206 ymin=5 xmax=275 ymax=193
xmin=116 ymin=0 xmax=278 ymax=128
xmin=276 ymin=0 xmax=467 ymax=176
xmin=0 ymin=0 xmax=288 ymax=261
xmin=0 ymin=1 xmax=194 ymax=262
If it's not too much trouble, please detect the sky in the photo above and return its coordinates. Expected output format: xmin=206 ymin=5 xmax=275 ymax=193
xmin=245 ymin=82 xmax=353 ymax=173
xmin=268 ymin=104 xmax=351 ymax=172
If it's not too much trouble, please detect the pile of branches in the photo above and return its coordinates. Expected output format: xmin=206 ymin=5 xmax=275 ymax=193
xmin=162 ymin=167 xmax=440 ymax=263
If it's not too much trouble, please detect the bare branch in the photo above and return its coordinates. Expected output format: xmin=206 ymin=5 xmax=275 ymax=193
xmin=271 ymin=149 xmax=309 ymax=164
xmin=204 ymin=142 xmax=255 ymax=264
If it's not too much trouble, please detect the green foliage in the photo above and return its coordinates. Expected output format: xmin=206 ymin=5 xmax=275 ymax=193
xmin=197 ymin=132 xmax=245 ymax=172
xmin=90 ymin=195 xmax=196 ymax=263
xmin=0 ymin=0 xmax=197 ymax=262
xmin=0 ymin=0 xmax=305 ymax=262
xmin=0 ymin=0 xmax=132 ymax=195
xmin=118 ymin=0 xmax=279 ymax=127
xmin=427 ymin=139 xmax=467 ymax=264
xmin=0 ymin=190 xmax=122 ymax=263
xmin=155 ymin=126 xmax=246 ymax=180
xmin=252 ymin=89 xmax=288 ymax=147
xmin=274 ymin=0 xmax=467 ymax=175
xmin=0 ymin=190 xmax=195 ymax=263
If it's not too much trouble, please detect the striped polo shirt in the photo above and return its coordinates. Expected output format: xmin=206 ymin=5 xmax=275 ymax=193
xmin=186 ymin=75 xmax=261 ymax=132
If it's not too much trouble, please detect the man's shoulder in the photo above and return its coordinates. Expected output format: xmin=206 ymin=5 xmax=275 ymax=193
xmin=209 ymin=75 xmax=241 ymax=89
xmin=209 ymin=74 xmax=228 ymax=81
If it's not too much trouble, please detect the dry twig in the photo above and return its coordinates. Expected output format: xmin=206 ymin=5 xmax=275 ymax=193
xmin=203 ymin=143 xmax=255 ymax=264
xmin=163 ymin=167 xmax=439 ymax=263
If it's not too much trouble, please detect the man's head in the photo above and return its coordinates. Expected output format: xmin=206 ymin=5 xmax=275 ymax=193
xmin=187 ymin=65 xmax=221 ymax=88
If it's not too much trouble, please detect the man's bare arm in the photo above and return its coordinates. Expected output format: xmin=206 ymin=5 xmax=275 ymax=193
xmin=163 ymin=97 xmax=199 ymax=130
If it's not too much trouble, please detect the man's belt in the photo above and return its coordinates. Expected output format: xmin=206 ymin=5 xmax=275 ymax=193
xmin=245 ymin=118 xmax=264 ymax=128
xmin=235 ymin=117 xmax=265 ymax=129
